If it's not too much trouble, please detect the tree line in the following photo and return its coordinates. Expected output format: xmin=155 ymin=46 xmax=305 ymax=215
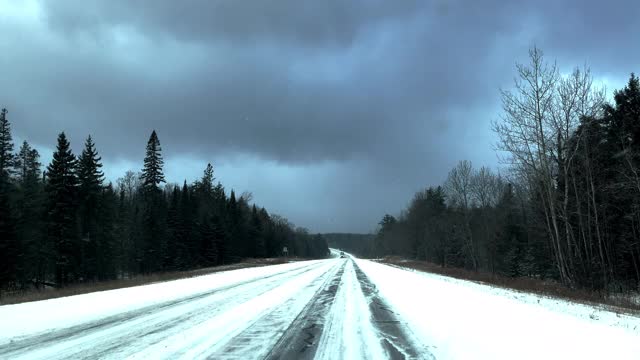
xmin=373 ymin=47 xmax=640 ymax=292
xmin=0 ymin=118 xmax=329 ymax=293
xmin=324 ymin=233 xmax=374 ymax=257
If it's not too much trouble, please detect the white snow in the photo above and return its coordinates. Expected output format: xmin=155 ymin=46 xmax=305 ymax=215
xmin=356 ymin=258 xmax=640 ymax=360
xmin=315 ymin=260 xmax=386 ymax=360
xmin=133 ymin=260 xmax=337 ymax=359
xmin=0 ymin=260 xmax=325 ymax=342
xmin=2 ymin=256 xmax=638 ymax=359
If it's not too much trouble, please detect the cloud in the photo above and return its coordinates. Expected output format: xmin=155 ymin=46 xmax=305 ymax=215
xmin=1 ymin=0 xmax=638 ymax=232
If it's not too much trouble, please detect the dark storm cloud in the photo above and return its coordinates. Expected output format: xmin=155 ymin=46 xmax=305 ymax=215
xmin=42 ymin=0 xmax=424 ymax=47
xmin=1 ymin=0 xmax=639 ymax=232
xmin=9 ymin=0 xmax=522 ymax=163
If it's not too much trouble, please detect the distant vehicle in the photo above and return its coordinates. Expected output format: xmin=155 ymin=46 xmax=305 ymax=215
xmin=340 ymin=251 xmax=346 ymax=258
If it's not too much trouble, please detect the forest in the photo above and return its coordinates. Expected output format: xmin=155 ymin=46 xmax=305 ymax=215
xmin=373 ymin=48 xmax=640 ymax=292
xmin=324 ymin=233 xmax=374 ymax=257
xmin=3 ymin=46 xmax=640 ymax=297
xmin=0 ymin=122 xmax=329 ymax=294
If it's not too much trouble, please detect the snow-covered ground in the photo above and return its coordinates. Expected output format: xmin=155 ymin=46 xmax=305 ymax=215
xmin=1 ymin=255 xmax=638 ymax=359
xmin=0 ymin=259 xmax=327 ymax=341
xmin=0 ymin=257 xmax=420 ymax=359
xmin=356 ymin=259 xmax=640 ymax=360
xmin=0 ymin=260 xmax=338 ymax=359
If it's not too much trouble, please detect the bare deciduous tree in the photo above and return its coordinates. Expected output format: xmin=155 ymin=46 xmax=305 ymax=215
xmin=493 ymin=47 xmax=606 ymax=285
xmin=493 ymin=46 xmax=571 ymax=284
xmin=445 ymin=160 xmax=478 ymax=270
xmin=471 ymin=166 xmax=503 ymax=208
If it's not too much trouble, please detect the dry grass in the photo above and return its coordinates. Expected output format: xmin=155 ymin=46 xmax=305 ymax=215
xmin=0 ymin=257 xmax=300 ymax=306
xmin=378 ymin=256 xmax=640 ymax=314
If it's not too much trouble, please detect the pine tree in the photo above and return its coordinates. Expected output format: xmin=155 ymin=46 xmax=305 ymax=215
xmin=0 ymin=108 xmax=17 ymax=292
xmin=259 ymin=208 xmax=275 ymax=257
xmin=78 ymin=136 xmax=104 ymax=194
xmin=179 ymin=181 xmax=196 ymax=267
xmin=201 ymin=163 xmax=215 ymax=194
xmin=0 ymin=108 xmax=14 ymax=179
xmin=139 ymin=131 xmax=167 ymax=273
xmin=96 ymin=183 xmax=117 ymax=280
xmin=77 ymin=136 xmax=105 ymax=280
xmin=15 ymin=141 xmax=41 ymax=184
xmin=250 ymin=205 xmax=265 ymax=258
xmin=46 ymin=132 xmax=79 ymax=286
xmin=199 ymin=213 xmax=220 ymax=266
xmin=213 ymin=182 xmax=226 ymax=206
xmin=166 ymin=185 xmax=183 ymax=270
xmin=14 ymin=141 xmax=46 ymax=288
xmin=226 ymin=190 xmax=243 ymax=261
xmin=141 ymin=130 xmax=165 ymax=194
xmin=209 ymin=182 xmax=229 ymax=264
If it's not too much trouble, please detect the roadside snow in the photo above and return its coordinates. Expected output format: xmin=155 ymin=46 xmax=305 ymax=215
xmin=356 ymin=259 xmax=640 ymax=360
xmin=0 ymin=260 xmax=324 ymax=342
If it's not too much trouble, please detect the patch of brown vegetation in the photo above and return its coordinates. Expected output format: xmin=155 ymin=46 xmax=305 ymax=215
xmin=378 ymin=256 xmax=640 ymax=314
xmin=0 ymin=257 xmax=299 ymax=306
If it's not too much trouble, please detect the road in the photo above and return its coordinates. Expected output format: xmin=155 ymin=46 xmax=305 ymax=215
xmin=0 ymin=257 xmax=432 ymax=359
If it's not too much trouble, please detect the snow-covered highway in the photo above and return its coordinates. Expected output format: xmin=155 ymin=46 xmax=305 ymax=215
xmin=0 ymin=257 xmax=428 ymax=359
xmin=1 ymin=256 xmax=639 ymax=359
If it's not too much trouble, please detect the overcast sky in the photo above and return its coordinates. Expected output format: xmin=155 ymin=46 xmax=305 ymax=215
xmin=1 ymin=0 xmax=638 ymax=233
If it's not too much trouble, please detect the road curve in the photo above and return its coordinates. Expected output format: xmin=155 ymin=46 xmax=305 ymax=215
xmin=0 ymin=257 xmax=432 ymax=359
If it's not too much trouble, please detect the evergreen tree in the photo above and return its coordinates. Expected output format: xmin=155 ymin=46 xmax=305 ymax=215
xmin=213 ymin=182 xmax=226 ymax=207
xmin=15 ymin=141 xmax=41 ymax=183
xmin=211 ymin=213 xmax=227 ymax=265
xmin=0 ymin=114 xmax=334 ymax=290
xmin=259 ymin=208 xmax=274 ymax=257
xmin=375 ymin=214 xmax=397 ymax=257
xmin=250 ymin=205 xmax=266 ymax=258
xmin=96 ymin=183 xmax=117 ymax=280
xmin=0 ymin=108 xmax=17 ymax=292
xmin=0 ymin=108 xmax=14 ymax=179
xmin=141 ymin=130 xmax=165 ymax=193
xmin=201 ymin=163 xmax=215 ymax=194
xmin=78 ymin=136 xmax=104 ymax=195
xmin=226 ymin=190 xmax=243 ymax=261
xmin=199 ymin=213 xmax=221 ymax=266
xmin=180 ymin=181 xmax=196 ymax=266
xmin=77 ymin=136 xmax=104 ymax=280
xmin=494 ymin=184 xmax=526 ymax=276
xmin=46 ymin=132 xmax=79 ymax=286
xmin=423 ymin=187 xmax=447 ymax=266
xmin=166 ymin=185 xmax=187 ymax=270
xmin=600 ymin=74 xmax=640 ymax=289
xmin=14 ymin=141 xmax=46 ymax=288
xmin=140 ymin=131 xmax=167 ymax=273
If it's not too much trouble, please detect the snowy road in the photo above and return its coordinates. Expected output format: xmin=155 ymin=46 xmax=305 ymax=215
xmin=2 ymin=257 xmax=639 ymax=360
xmin=0 ymin=258 xmax=430 ymax=359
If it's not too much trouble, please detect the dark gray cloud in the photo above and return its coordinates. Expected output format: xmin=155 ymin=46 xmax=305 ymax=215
xmin=1 ymin=0 xmax=638 ymax=232
xmin=42 ymin=0 xmax=424 ymax=47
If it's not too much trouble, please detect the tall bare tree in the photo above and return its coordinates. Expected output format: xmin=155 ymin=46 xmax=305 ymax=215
xmin=494 ymin=47 xmax=606 ymax=285
xmin=492 ymin=47 xmax=572 ymax=283
xmin=445 ymin=160 xmax=478 ymax=270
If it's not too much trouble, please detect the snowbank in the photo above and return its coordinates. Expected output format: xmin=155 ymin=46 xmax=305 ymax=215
xmin=356 ymin=259 xmax=640 ymax=360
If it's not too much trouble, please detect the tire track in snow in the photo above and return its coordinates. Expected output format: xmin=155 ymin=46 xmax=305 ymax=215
xmin=263 ymin=259 xmax=348 ymax=360
xmin=0 ymin=261 xmax=328 ymax=359
xmin=206 ymin=259 xmax=345 ymax=359
xmin=352 ymin=260 xmax=434 ymax=360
